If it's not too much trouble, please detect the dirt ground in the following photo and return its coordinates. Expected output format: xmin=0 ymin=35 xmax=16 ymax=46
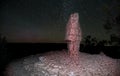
xmin=4 ymin=50 xmax=120 ymax=76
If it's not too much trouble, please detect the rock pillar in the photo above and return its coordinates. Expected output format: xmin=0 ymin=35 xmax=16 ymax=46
xmin=65 ymin=13 xmax=82 ymax=63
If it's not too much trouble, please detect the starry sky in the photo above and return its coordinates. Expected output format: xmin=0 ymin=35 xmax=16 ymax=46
xmin=0 ymin=0 xmax=117 ymax=43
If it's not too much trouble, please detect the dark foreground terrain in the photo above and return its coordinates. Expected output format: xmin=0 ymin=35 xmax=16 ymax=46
xmin=0 ymin=43 xmax=120 ymax=76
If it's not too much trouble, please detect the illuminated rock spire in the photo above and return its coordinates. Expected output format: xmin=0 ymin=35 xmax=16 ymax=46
xmin=65 ymin=12 xmax=82 ymax=63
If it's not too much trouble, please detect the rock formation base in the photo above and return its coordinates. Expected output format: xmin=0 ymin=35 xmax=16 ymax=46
xmin=5 ymin=50 xmax=120 ymax=76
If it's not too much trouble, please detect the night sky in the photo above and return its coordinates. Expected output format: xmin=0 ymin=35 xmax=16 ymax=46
xmin=0 ymin=0 xmax=117 ymax=43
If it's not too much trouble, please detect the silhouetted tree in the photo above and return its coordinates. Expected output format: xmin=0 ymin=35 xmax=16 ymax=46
xmin=91 ymin=37 xmax=98 ymax=46
xmin=0 ymin=35 xmax=8 ymax=63
xmin=97 ymin=40 xmax=108 ymax=46
xmin=0 ymin=35 xmax=9 ymax=76
xmin=84 ymin=35 xmax=91 ymax=46
xmin=1 ymin=36 xmax=7 ymax=48
xmin=102 ymin=0 xmax=120 ymax=45
xmin=110 ymin=34 xmax=120 ymax=45
xmin=82 ymin=35 xmax=101 ymax=54
xmin=84 ymin=35 xmax=98 ymax=46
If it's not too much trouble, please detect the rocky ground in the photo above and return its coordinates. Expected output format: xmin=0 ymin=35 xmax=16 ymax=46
xmin=4 ymin=50 xmax=120 ymax=76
